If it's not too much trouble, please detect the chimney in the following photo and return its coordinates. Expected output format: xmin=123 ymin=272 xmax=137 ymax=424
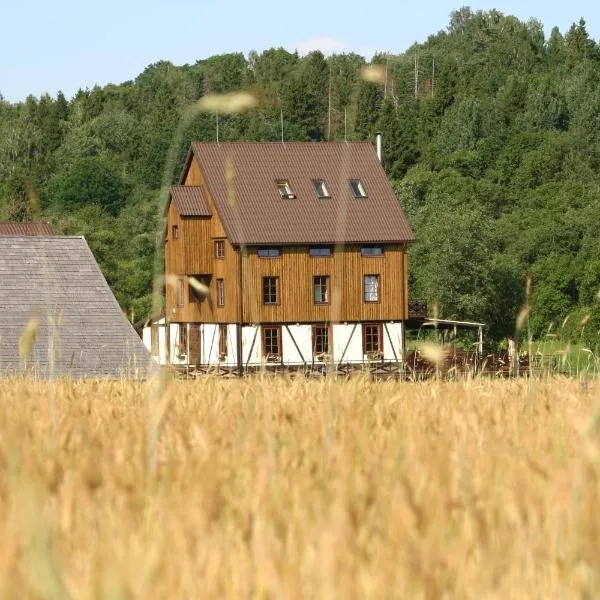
xmin=376 ymin=132 xmax=382 ymax=163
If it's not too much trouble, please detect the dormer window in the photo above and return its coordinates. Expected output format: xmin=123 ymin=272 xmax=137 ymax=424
xmin=313 ymin=180 xmax=330 ymax=199
xmin=349 ymin=179 xmax=367 ymax=198
xmin=276 ymin=180 xmax=295 ymax=199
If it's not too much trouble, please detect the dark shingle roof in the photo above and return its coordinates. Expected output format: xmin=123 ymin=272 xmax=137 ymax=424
xmin=0 ymin=236 xmax=151 ymax=378
xmin=170 ymin=185 xmax=211 ymax=217
xmin=0 ymin=222 xmax=54 ymax=236
xmin=186 ymin=141 xmax=414 ymax=245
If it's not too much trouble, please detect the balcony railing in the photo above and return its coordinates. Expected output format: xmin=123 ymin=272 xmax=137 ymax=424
xmin=408 ymin=299 xmax=428 ymax=319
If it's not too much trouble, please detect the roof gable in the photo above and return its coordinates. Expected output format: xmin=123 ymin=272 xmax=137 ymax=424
xmin=187 ymin=142 xmax=415 ymax=245
xmin=170 ymin=185 xmax=211 ymax=217
xmin=0 ymin=236 xmax=151 ymax=378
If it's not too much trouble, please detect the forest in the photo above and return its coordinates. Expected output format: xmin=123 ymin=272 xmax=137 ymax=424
xmin=1 ymin=7 xmax=600 ymax=347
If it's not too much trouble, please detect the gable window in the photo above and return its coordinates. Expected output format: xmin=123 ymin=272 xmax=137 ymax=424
xmin=257 ymin=247 xmax=281 ymax=258
xmin=276 ymin=180 xmax=295 ymax=199
xmin=172 ymin=225 xmax=179 ymax=240
xmin=312 ymin=326 xmax=330 ymax=355
xmin=313 ymin=179 xmax=330 ymax=199
xmin=364 ymin=274 xmax=380 ymax=303
xmin=361 ymin=246 xmax=384 ymax=257
xmin=263 ymin=276 xmax=279 ymax=305
xmin=363 ymin=324 xmax=382 ymax=354
xmin=313 ymin=276 xmax=330 ymax=304
xmin=216 ymin=279 xmax=225 ymax=307
xmin=263 ymin=326 xmax=282 ymax=357
xmin=349 ymin=179 xmax=367 ymax=198
xmin=214 ymin=240 xmax=225 ymax=259
xmin=219 ymin=324 xmax=228 ymax=359
xmin=309 ymin=247 xmax=332 ymax=257
xmin=176 ymin=278 xmax=185 ymax=307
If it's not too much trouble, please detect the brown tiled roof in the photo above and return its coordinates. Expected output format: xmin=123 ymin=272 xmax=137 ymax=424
xmin=0 ymin=222 xmax=54 ymax=236
xmin=170 ymin=185 xmax=211 ymax=217
xmin=187 ymin=142 xmax=414 ymax=245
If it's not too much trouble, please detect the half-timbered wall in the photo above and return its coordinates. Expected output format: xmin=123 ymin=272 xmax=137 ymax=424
xmin=143 ymin=322 xmax=406 ymax=366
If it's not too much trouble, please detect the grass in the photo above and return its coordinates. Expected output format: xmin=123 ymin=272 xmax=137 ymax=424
xmin=1 ymin=375 xmax=600 ymax=598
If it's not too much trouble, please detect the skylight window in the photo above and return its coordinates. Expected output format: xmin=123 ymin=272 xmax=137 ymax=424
xmin=276 ymin=180 xmax=295 ymax=199
xmin=349 ymin=179 xmax=367 ymax=198
xmin=313 ymin=180 xmax=330 ymax=199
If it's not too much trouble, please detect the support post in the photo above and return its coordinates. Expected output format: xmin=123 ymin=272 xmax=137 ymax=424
xmin=478 ymin=326 xmax=483 ymax=356
xmin=186 ymin=323 xmax=190 ymax=378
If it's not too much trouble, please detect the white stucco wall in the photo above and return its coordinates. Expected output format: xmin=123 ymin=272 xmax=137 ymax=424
xmin=242 ymin=325 xmax=261 ymax=366
xmin=142 ymin=318 xmax=169 ymax=365
xmin=281 ymin=325 xmax=313 ymax=365
xmin=382 ymin=322 xmax=404 ymax=363
xmin=332 ymin=324 xmax=363 ymax=363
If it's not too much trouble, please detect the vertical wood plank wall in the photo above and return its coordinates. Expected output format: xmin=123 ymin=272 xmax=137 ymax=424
xmin=166 ymin=156 xmax=408 ymax=324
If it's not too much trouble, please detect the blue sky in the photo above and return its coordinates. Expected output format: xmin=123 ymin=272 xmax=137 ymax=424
xmin=1 ymin=0 xmax=598 ymax=102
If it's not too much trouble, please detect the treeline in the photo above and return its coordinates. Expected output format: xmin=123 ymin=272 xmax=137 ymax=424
xmin=2 ymin=7 xmax=600 ymax=346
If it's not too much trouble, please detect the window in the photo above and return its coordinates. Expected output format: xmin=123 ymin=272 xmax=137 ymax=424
xmin=179 ymin=324 xmax=188 ymax=354
xmin=364 ymin=274 xmax=380 ymax=303
xmin=361 ymin=246 xmax=384 ymax=257
xmin=309 ymin=247 xmax=332 ymax=257
xmin=363 ymin=324 xmax=382 ymax=354
xmin=176 ymin=278 xmax=185 ymax=307
xmin=172 ymin=225 xmax=179 ymax=240
xmin=219 ymin=324 xmax=227 ymax=359
xmin=263 ymin=326 xmax=282 ymax=357
xmin=313 ymin=276 xmax=330 ymax=304
xmin=349 ymin=179 xmax=367 ymax=198
xmin=214 ymin=240 xmax=225 ymax=259
xmin=312 ymin=326 xmax=330 ymax=355
xmin=216 ymin=279 xmax=225 ymax=307
xmin=257 ymin=247 xmax=281 ymax=258
xmin=276 ymin=180 xmax=295 ymax=199
xmin=263 ymin=276 xmax=279 ymax=305
xmin=313 ymin=179 xmax=330 ymax=198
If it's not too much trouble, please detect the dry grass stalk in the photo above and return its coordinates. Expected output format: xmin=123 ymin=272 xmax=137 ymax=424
xmin=0 ymin=377 xmax=598 ymax=597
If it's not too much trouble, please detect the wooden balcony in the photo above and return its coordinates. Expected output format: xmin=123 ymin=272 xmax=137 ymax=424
xmin=408 ymin=299 xmax=428 ymax=319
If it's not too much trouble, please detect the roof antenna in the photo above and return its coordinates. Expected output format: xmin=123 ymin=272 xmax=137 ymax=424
xmin=216 ymin=112 xmax=220 ymax=143
xmin=280 ymin=108 xmax=284 ymax=143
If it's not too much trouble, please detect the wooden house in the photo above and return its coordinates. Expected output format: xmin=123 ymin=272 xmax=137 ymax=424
xmin=151 ymin=141 xmax=415 ymax=372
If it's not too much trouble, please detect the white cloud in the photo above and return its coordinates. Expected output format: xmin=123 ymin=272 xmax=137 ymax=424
xmin=294 ymin=37 xmax=347 ymax=56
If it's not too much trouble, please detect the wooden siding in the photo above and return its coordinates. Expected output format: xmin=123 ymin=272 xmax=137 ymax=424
xmin=240 ymin=245 xmax=407 ymax=323
xmin=166 ymin=155 xmax=409 ymax=325
xmin=166 ymin=157 xmax=240 ymax=323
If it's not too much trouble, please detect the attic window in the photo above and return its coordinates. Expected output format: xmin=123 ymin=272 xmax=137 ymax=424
xmin=349 ymin=179 xmax=367 ymax=198
xmin=276 ymin=180 xmax=295 ymax=199
xmin=257 ymin=247 xmax=281 ymax=258
xmin=313 ymin=180 xmax=330 ymax=199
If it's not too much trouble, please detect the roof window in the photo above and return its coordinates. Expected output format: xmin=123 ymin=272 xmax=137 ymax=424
xmin=313 ymin=180 xmax=330 ymax=199
xmin=349 ymin=179 xmax=367 ymax=198
xmin=276 ymin=180 xmax=295 ymax=199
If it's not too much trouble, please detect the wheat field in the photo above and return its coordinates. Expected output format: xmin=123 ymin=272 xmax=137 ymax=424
xmin=0 ymin=376 xmax=599 ymax=599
